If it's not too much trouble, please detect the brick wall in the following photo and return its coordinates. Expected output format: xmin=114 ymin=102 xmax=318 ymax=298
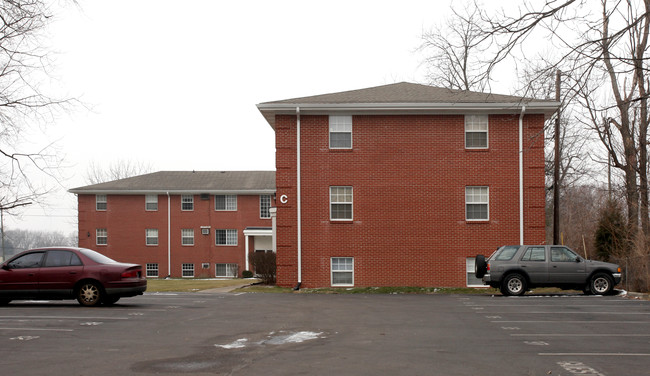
xmin=275 ymin=113 xmax=546 ymax=288
xmin=77 ymin=194 xmax=272 ymax=278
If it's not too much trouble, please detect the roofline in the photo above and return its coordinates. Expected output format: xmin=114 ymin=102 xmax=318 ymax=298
xmin=68 ymin=189 xmax=276 ymax=195
xmin=256 ymin=102 xmax=560 ymax=128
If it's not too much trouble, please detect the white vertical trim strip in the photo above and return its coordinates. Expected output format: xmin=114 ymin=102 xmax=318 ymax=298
xmin=296 ymin=107 xmax=302 ymax=284
xmin=519 ymin=106 xmax=526 ymax=244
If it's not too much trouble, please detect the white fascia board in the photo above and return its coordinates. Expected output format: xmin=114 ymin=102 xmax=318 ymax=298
xmin=68 ymin=189 xmax=276 ymax=195
xmin=257 ymin=101 xmax=560 ymax=128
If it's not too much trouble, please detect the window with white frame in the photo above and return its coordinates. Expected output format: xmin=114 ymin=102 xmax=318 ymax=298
xmin=145 ymin=195 xmax=158 ymax=211
xmin=96 ymin=195 xmax=107 ymax=211
xmin=331 ymin=257 xmax=354 ymax=286
xmin=465 ymin=115 xmax=488 ymax=149
xmin=215 ymin=229 xmax=237 ymax=245
xmin=215 ymin=195 xmax=237 ymax=211
xmin=329 ymin=115 xmax=352 ymax=149
xmin=146 ymin=229 xmax=159 ymax=246
xmin=182 ymin=263 xmax=194 ymax=277
xmin=465 ymin=186 xmax=489 ymax=221
xmin=215 ymin=263 xmax=238 ymax=278
xmin=181 ymin=195 xmax=194 ymax=211
xmin=260 ymin=195 xmax=271 ymax=218
xmin=96 ymin=228 xmax=107 ymax=245
xmin=181 ymin=229 xmax=194 ymax=246
xmin=146 ymin=263 xmax=159 ymax=278
xmin=466 ymin=258 xmax=483 ymax=287
xmin=330 ymin=186 xmax=353 ymax=220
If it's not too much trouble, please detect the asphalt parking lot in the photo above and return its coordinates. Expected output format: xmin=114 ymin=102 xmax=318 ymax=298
xmin=0 ymin=291 xmax=648 ymax=376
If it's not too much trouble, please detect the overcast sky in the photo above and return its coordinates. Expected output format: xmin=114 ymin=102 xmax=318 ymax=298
xmin=7 ymin=0 xmax=490 ymax=234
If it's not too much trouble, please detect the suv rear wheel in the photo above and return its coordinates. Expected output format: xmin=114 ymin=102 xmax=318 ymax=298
xmin=590 ymin=273 xmax=613 ymax=295
xmin=501 ymin=273 xmax=527 ymax=296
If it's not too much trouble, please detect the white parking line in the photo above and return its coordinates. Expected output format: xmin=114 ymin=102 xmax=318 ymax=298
xmin=0 ymin=316 xmax=128 ymax=320
xmin=0 ymin=327 xmax=73 ymax=332
xmin=511 ymin=333 xmax=650 ymax=337
xmin=483 ymin=311 xmax=650 ymax=315
xmin=540 ymin=353 xmax=650 ymax=356
xmin=492 ymin=320 xmax=650 ymax=324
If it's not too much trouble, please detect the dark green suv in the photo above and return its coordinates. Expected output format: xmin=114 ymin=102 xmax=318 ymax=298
xmin=475 ymin=245 xmax=622 ymax=296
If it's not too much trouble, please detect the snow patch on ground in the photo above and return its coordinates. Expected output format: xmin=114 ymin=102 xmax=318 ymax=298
xmin=215 ymin=331 xmax=325 ymax=349
xmin=216 ymin=338 xmax=248 ymax=349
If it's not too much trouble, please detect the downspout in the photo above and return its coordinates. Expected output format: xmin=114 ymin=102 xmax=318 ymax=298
xmin=167 ymin=191 xmax=171 ymax=278
xmin=294 ymin=106 xmax=302 ymax=290
xmin=518 ymin=106 xmax=526 ymax=245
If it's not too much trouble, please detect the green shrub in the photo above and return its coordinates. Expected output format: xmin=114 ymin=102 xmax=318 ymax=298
xmin=242 ymin=270 xmax=254 ymax=278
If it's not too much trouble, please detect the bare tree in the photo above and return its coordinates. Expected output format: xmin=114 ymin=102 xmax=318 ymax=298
xmin=420 ymin=6 xmax=494 ymax=91
xmin=2 ymin=228 xmax=76 ymax=259
xmin=423 ymin=0 xmax=650 ymax=245
xmin=85 ymin=160 xmax=154 ymax=184
xmin=0 ymin=1 xmax=74 ymax=217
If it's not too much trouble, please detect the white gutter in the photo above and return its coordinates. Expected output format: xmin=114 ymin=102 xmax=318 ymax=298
xmin=296 ymin=106 xmax=302 ymax=289
xmin=167 ymin=191 xmax=171 ymax=277
xmin=519 ymin=106 xmax=526 ymax=244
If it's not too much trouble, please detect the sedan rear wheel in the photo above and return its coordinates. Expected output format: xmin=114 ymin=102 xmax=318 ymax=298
xmin=590 ymin=273 xmax=613 ymax=295
xmin=77 ymin=282 xmax=103 ymax=307
xmin=501 ymin=273 xmax=527 ymax=296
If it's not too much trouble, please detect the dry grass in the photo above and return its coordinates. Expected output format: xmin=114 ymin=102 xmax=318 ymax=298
xmin=146 ymin=278 xmax=259 ymax=292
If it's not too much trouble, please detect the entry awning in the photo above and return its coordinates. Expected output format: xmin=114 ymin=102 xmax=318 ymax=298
xmin=243 ymin=227 xmax=272 ymax=236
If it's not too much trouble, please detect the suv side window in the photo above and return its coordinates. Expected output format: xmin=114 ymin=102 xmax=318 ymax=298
xmin=551 ymin=247 xmax=578 ymax=262
xmin=494 ymin=246 xmax=520 ymax=261
xmin=521 ymin=247 xmax=546 ymax=261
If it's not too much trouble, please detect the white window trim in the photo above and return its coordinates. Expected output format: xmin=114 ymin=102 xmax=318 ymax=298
xmin=145 ymin=194 xmax=158 ymax=211
xmin=464 ymin=115 xmax=489 ymax=149
xmin=215 ymin=194 xmax=237 ymax=211
xmin=181 ymin=229 xmax=194 ymax=246
xmin=465 ymin=186 xmax=489 ymax=221
xmin=215 ymin=263 xmax=238 ymax=278
xmin=146 ymin=229 xmax=159 ymax=246
xmin=330 ymin=186 xmax=353 ymax=221
xmin=181 ymin=195 xmax=194 ymax=211
xmin=215 ymin=229 xmax=238 ymax=246
xmin=146 ymin=263 xmax=159 ymax=278
xmin=96 ymin=195 xmax=107 ymax=211
xmin=260 ymin=194 xmax=271 ymax=219
xmin=329 ymin=115 xmax=353 ymax=149
xmin=466 ymin=258 xmax=485 ymax=287
xmin=182 ymin=263 xmax=194 ymax=278
xmin=96 ymin=228 xmax=107 ymax=246
xmin=331 ymin=257 xmax=354 ymax=287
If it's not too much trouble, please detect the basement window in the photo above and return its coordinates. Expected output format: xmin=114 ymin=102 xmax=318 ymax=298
xmin=331 ymin=257 xmax=354 ymax=286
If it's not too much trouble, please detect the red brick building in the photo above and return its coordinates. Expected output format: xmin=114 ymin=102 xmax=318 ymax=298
xmin=257 ymin=82 xmax=559 ymax=288
xmin=69 ymin=171 xmax=275 ymax=278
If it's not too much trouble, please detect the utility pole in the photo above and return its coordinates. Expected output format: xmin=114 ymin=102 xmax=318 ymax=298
xmin=1 ymin=208 xmax=3 ymax=261
xmin=553 ymin=70 xmax=561 ymax=245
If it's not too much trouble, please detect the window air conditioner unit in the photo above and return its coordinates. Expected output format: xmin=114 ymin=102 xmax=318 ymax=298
xmin=200 ymin=193 xmax=210 ymax=200
xmin=200 ymin=226 xmax=210 ymax=235
xmin=202 ymin=263 xmax=210 ymax=269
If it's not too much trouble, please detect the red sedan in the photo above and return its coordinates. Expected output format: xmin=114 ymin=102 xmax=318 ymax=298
xmin=0 ymin=247 xmax=146 ymax=306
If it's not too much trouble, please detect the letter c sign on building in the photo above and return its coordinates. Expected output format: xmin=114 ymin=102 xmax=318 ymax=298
xmin=279 ymin=194 xmax=288 ymax=204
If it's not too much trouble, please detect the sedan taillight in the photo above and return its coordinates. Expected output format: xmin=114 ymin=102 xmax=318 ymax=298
xmin=121 ymin=270 xmax=139 ymax=279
